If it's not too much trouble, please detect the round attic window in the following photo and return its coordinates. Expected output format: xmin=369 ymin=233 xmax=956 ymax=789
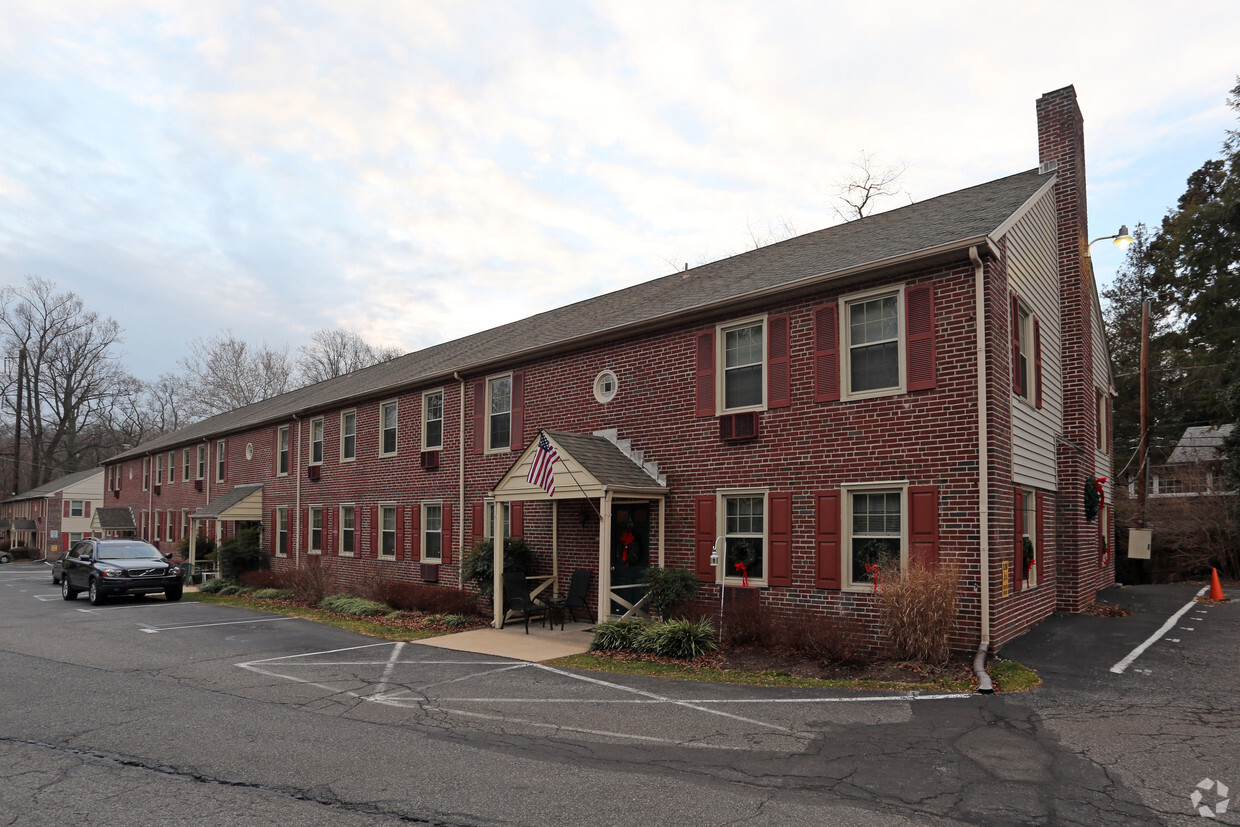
xmin=245 ymin=442 xmax=254 ymax=460
xmin=593 ymin=370 xmax=619 ymax=403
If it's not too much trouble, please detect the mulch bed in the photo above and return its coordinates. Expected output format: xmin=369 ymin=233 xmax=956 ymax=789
xmin=1085 ymin=601 xmax=1133 ymax=617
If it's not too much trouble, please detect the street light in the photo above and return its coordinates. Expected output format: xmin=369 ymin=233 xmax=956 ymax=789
xmin=1089 ymin=224 xmax=1135 ymax=250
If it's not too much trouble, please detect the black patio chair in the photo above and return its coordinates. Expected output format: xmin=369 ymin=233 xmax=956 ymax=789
xmin=501 ymin=571 xmax=546 ymax=634
xmin=564 ymin=569 xmax=593 ymax=624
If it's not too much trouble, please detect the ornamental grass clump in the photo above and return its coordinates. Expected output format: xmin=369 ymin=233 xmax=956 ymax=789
xmin=634 ymin=618 xmax=717 ymax=659
xmin=319 ymin=594 xmax=388 ymax=617
xmin=589 ymin=618 xmax=647 ymax=651
xmin=877 ymin=563 xmax=960 ymax=664
xmin=197 ymin=577 xmax=235 ymax=594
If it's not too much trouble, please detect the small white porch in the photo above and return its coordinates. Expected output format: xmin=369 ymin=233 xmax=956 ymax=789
xmin=487 ymin=430 xmax=669 ymax=629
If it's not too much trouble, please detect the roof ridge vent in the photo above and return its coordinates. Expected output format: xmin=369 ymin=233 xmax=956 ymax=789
xmin=1039 ymin=159 xmax=1058 ymax=175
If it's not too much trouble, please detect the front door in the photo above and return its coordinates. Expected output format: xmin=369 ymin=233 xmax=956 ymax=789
xmin=610 ymin=504 xmax=650 ymax=616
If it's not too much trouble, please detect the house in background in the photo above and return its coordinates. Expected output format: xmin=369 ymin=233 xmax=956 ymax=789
xmin=0 ymin=467 xmax=105 ymax=558
xmin=1149 ymin=425 xmax=1235 ymax=497
xmin=101 ymin=86 xmax=1114 ymax=653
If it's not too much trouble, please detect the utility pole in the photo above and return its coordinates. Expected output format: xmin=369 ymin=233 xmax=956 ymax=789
xmin=11 ymin=348 xmax=24 ymax=497
xmin=1135 ymin=300 xmax=1150 ymax=583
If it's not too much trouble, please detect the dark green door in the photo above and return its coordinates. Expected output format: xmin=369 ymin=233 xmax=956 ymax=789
xmin=610 ymin=504 xmax=650 ymax=616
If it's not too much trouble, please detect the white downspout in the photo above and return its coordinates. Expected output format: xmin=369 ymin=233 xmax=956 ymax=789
xmin=293 ymin=415 xmax=302 ymax=570
xmin=454 ymin=372 xmax=466 ymax=590
xmin=971 ymin=245 xmax=994 ymax=693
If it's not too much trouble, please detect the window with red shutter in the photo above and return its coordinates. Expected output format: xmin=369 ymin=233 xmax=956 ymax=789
xmin=905 ymin=284 xmax=936 ymax=392
xmin=908 ymin=486 xmax=939 ymax=569
xmin=767 ymin=493 xmax=792 ymax=586
xmin=694 ymin=495 xmax=717 ymax=582
xmin=442 ymin=504 xmax=453 ymax=566
xmin=814 ymin=302 xmax=840 ymax=403
xmin=767 ymin=315 xmax=791 ymax=409
xmin=695 ymin=331 xmax=715 ymax=417
xmin=510 ymin=371 xmax=525 ymax=451
xmin=814 ymin=491 xmax=841 ymax=589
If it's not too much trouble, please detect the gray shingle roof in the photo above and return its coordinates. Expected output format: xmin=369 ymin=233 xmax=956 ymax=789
xmin=194 ymin=483 xmax=263 ymax=519
xmin=93 ymin=507 xmax=136 ymax=531
xmin=111 ymin=168 xmax=1051 ymax=462
xmin=1166 ymin=424 xmax=1235 ymax=464
xmin=544 ymin=431 xmax=667 ymax=494
xmin=4 ymin=467 xmax=104 ymax=503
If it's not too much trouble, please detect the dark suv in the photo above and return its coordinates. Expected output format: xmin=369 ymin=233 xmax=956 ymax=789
xmin=61 ymin=538 xmax=183 ymax=605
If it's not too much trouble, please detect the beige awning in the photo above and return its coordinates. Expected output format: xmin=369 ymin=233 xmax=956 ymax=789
xmin=191 ymin=484 xmax=263 ymax=521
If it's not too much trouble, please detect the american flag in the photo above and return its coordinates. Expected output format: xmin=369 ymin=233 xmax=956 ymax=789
xmin=526 ymin=431 xmax=560 ymax=496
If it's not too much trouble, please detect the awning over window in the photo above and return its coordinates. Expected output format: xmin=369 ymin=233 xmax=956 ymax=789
xmin=191 ymin=483 xmax=263 ymax=521
xmin=490 ymin=430 xmax=667 ymax=502
xmin=90 ymin=508 xmax=136 ymax=532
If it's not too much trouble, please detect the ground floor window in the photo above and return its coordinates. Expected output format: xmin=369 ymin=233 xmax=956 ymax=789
xmin=846 ymin=487 xmax=905 ymax=590
xmin=423 ymin=503 xmax=443 ymax=562
xmin=723 ymin=492 xmax=765 ymax=584
xmin=379 ymin=504 xmax=397 ymax=559
xmin=1018 ymin=488 xmax=1036 ymax=589
xmin=309 ymin=507 xmax=322 ymax=554
xmin=276 ymin=508 xmax=289 ymax=557
xmin=484 ymin=500 xmax=510 ymax=540
xmin=339 ymin=505 xmax=355 ymax=556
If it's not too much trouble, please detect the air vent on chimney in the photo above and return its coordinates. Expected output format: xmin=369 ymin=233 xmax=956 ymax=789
xmin=1039 ymin=159 xmax=1058 ymax=175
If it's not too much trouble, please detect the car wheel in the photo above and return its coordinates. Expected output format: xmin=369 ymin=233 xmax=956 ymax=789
xmin=88 ymin=579 xmax=106 ymax=606
xmin=0 ymin=553 xmax=10 ymax=564
xmin=165 ymin=585 xmax=183 ymax=602
xmin=62 ymin=576 xmax=78 ymax=600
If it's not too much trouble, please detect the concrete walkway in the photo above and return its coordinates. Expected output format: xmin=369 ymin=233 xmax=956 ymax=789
xmin=419 ymin=621 xmax=595 ymax=661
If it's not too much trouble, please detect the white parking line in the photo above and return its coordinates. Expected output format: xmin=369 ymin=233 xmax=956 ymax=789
xmin=140 ymin=616 xmax=299 ymax=632
xmin=75 ymin=602 xmax=192 ymax=613
xmin=1110 ymin=587 xmax=1208 ymax=674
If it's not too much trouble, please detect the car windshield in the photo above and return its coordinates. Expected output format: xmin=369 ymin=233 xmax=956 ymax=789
xmin=96 ymin=544 xmax=164 ymax=561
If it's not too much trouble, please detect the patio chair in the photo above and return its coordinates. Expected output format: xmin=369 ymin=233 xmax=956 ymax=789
xmin=501 ymin=571 xmax=546 ymax=634
xmin=564 ymin=569 xmax=593 ymax=624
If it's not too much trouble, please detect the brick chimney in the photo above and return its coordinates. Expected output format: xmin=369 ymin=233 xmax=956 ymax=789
xmin=1036 ymin=85 xmax=1100 ymax=611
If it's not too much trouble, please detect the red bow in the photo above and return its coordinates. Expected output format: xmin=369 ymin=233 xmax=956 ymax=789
xmin=864 ymin=563 xmax=880 ymax=594
xmin=1095 ymin=477 xmax=1107 ymax=508
xmin=733 ymin=562 xmax=748 ymax=587
xmin=620 ymin=531 xmax=634 ymax=562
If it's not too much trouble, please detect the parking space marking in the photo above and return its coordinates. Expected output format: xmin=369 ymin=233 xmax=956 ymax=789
xmin=140 ymin=616 xmax=299 ymax=632
xmin=75 ymin=602 xmax=192 ymax=613
xmin=1110 ymin=587 xmax=1208 ymax=674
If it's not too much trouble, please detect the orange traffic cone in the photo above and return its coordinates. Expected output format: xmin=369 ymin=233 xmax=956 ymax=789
xmin=1209 ymin=568 xmax=1226 ymax=600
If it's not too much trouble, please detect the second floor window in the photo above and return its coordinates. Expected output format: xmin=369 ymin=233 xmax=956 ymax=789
xmin=847 ymin=293 xmax=900 ymax=394
xmin=196 ymin=445 xmax=206 ymax=479
xmin=215 ymin=440 xmax=226 ymax=482
xmin=380 ymin=401 xmax=398 ymax=455
xmin=341 ymin=411 xmax=356 ymax=461
xmin=721 ymin=321 xmax=764 ymax=411
xmin=277 ymin=426 xmax=290 ymax=475
xmin=423 ymin=390 xmax=444 ymax=451
xmin=488 ymin=376 xmax=511 ymax=451
xmin=310 ymin=418 xmax=324 ymax=464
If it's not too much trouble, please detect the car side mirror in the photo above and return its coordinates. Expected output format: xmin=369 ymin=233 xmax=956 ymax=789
xmin=163 ymin=553 xmax=173 ymax=560
xmin=80 ymin=554 xmax=92 ymax=562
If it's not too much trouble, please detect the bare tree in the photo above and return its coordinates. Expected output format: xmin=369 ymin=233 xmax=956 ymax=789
xmin=831 ymin=151 xmax=910 ymax=221
xmin=297 ymin=328 xmax=402 ymax=385
xmin=178 ymin=331 xmax=294 ymax=417
xmin=0 ymin=276 xmax=136 ymax=485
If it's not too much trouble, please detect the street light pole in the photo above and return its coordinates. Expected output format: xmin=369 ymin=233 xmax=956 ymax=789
xmin=12 ymin=348 xmax=24 ymax=497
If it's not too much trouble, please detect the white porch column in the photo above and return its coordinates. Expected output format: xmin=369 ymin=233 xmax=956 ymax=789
xmin=552 ymin=500 xmax=559 ymax=587
xmin=491 ymin=500 xmax=503 ymax=628
xmin=657 ymin=497 xmax=665 ymax=568
xmin=596 ymin=493 xmax=612 ymax=623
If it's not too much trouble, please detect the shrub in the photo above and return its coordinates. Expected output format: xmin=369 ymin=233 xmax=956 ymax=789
xmin=198 ymin=577 xmax=235 ymax=594
xmin=461 ymin=537 xmax=536 ymax=599
xmin=375 ymin=580 xmax=477 ymax=615
xmin=642 ymin=567 xmax=699 ymax=619
xmin=284 ymin=557 xmax=336 ymax=604
xmin=215 ymin=528 xmax=266 ymax=579
xmin=178 ymin=535 xmax=216 ymax=559
xmin=251 ymin=588 xmax=291 ymax=600
xmin=774 ymin=612 xmax=865 ymax=664
xmin=635 ymin=618 xmax=718 ymax=659
xmin=217 ymin=584 xmax=243 ymax=596
xmin=720 ymin=603 xmax=766 ymax=647
xmin=427 ymin=613 xmax=473 ymax=628
xmin=240 ymin=570 xmax=285 ymax=589
xmin=877 ymin=563 xmax=960 ymax=663
xmin=589 ymin=618 xmax=647 ymax=651
xmin=319 ymin=594 xmax=388 ymax=616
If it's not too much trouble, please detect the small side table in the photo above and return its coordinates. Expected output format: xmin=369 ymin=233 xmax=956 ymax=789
xmin=540 ymin=595 xmax=567 ymax=631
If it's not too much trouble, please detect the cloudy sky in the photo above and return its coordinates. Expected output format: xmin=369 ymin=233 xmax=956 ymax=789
xmin=1 ymin=1 xmax=1237 ymax=381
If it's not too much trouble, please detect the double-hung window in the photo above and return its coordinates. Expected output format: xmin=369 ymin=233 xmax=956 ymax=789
xmin=722 ymin=492 xmax=766 ymax=584
xmin=183 ymin=448 xmax=191 ymax=482
xmin=341 ymin=411 xmax=356 ymax=462
xmin=276 ymin=507 xmax=289 ymax=557
xmin=167 ymin=452 xmax=176 ymax=483
xmin=483 ymin=500 xmax=510 ymax=540
xmin=379 ymin=504 xmax=397 ymax=559
xmin=719 ymin=319 xmax=765 ymax=412
xmin=380 ymin=401 xmax=398 ymax=456
xmin=422 ymin=503 xmax=443 ymax=562
xmin=1018 ymin=488 xmax=1036 ymax=589
xmin=844 ymin=485 xmax=906 ymax=590
xmin=142 ymin=458 xmax=150 ymax=491
xmin=487 ymin=376 xmax=512 ymax=452
xmin=196 ymin=445 xmax=206 ymax=480
xmin=69 ymin=500 xmax=84 ymax=517
xmin=156 ymin=455 xmax=163 ymax=487
xmin=277 ymin=426 xmax=290 ymax=475
xmin=423 ymin=390 xmax=444 ymax=451
xmin=844 ymin=290 xmax=901 ymax=397
xmin=166 ymin=509 xmax=175 ymax=541
xmin=339 ymin=505 xmax=355 ymax=555
xmin=215 ymin=440 xmax=226 ymax=482
xmin=308 ymin=507 xmax=323 ymax=554
xmin=310 ymin=418 xmax=324 ymax=465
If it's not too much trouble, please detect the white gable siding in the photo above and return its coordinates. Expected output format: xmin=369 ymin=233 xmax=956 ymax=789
xmin=1091 ymin=284 xmax=1114 ymax=491
xmin=1005 ymin=191 xmax=1062 ymax=491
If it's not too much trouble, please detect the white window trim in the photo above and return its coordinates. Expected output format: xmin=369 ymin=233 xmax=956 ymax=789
xmin=181 ymin=509 xmax=189 ymax=541
xmin=275 ymin=507 xmax=289 ymax=558
xmin=156 ymin=455 xmax=163 ymax=486
xmin=340 ymin=409 xmax=357 ymax=463
xmin=717 ymin=488 xmax=769 ymax=588
xmin=840 ymin=284 xmax=907 ymax=402
xmin=338 ymin=504 xmax=356 ymax=557
xmin=167 ymin=452 xmax=176 ymax=484
xmin=1019 ymin=488 xmax=1037 ymax=589
xmin=166 ymin=508 xmax=175 ymax=542
xmin=422 ymin=389 xmax=444 ymax=451
xmin=277 ymin=426 xmax=290 ymax=476
xmin=196 ymin=445 xmax=206 ymax=480
xmin=715 ymin=314 xmax=768 ymax=415
xmin=379 ymin=399 xmax=399 ymax=457
xmin=841 ymin=480 xmax=910 ymax=593
xmin=183 ymin=449 xmax=191 ymax=483
xmin=308 ymin=505 xmax=323 ymax=555
xmin=483 ymin=499 xmax=511 ymax=540
xmin=309 ymin=417 xmax=325 ymax=465
xmin=422 ymin=501 xmax=444 ymax=562
xmin=142 ymin=458 xmax=150 ymax=491
xmin=215 ymin=440 xmax=226 ymax=483
xmin=593 ymin=370 xmax=619 ymax=404
xmin=485 ymin=374 xmax=513 ymax=454
xmin=1015 ymin=300 xmax=1036 ymax=406
xmin=378 ymin=502 xmax=398 ymax=560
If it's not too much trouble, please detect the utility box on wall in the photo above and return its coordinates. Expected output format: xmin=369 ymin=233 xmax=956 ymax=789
xmin=1128 ymin=529 xmax=1153 ymax=560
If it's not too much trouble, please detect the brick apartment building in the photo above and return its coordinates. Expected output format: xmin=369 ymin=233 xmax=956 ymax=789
xmin=103 ymin=86 xmax=1114 ymax=651
xmin=1 ymin=467 xmax=105 ymax=558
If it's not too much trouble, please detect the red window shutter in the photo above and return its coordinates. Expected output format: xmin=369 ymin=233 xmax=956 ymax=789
xmin=270 ymin=509 xmax=278 ymax=554
xmin=511 ymin=502 xmax=524 ymax=538
xmin=813 ymin=302 xmax=839 ymax=403
xmin=442 ymin=504 xmax=453 ymax=566
xmin=371 ymin=504 xmax=378 ymax=558
xmin=1033 ymin=315 xmax=1043 ymax=409
xmin=695 ymin=331 xmax=715 ymax=417
xmin=1014 ymin=487 xmax=1024 ymax=583
xmin=1095 ymin=388 xmax=1103 ymax=449
xmin=1105 ymin=396 xmax=1112 ymax=451
xmin=471 ymin=502 xmax=484 ymax=545
xmin=396 ymin=506 xmax=405 ymax=560
xmin=303 ymin=509 xmax=310 ymax=552
xmin=767 ymin=493 xmax=792 ymax=586
xmin=1010 ymin=292 xmax=1021 ymax=395
xmin=905 ymin=283 xmax=936 ymax=391
xmin=63 ymin=500 xmax=70 ymax=518
xmin=410 ymin=505 xmax=421 ymax=561
xmin=84 ymin=501 xmax=91 ymax=518
xmin=471 ymin=380 xmax=486 ymax=455
xmin=694 ymin=494 xmax=716 ymax=582
xmin=1037 ymin=491 xmax=1049 ymax=586
xmin=510 ymin=370 xmax=525 ymax=451
xmin=767 ymin=314 xmax=791 ymax=409
xmin=814 ymin=491 xmax=841 ymax=589
xmin=326 ymin=508 xmax=335 ymax=555
xmin=908 ymin=486 xmax=940 ymax=570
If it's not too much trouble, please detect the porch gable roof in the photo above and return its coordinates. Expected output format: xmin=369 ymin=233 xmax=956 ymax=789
xmin=192 ymin=484 xmax=264 ymax=521
xmin=91 ymin=507 xmax=136 ymax=532
xmin=490 ymin=431 xmax=668 ymax=502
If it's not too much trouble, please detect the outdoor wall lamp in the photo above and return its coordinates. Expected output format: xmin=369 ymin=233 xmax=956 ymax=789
xmin=1089 ymin=224 xmax=1134 ymax=250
